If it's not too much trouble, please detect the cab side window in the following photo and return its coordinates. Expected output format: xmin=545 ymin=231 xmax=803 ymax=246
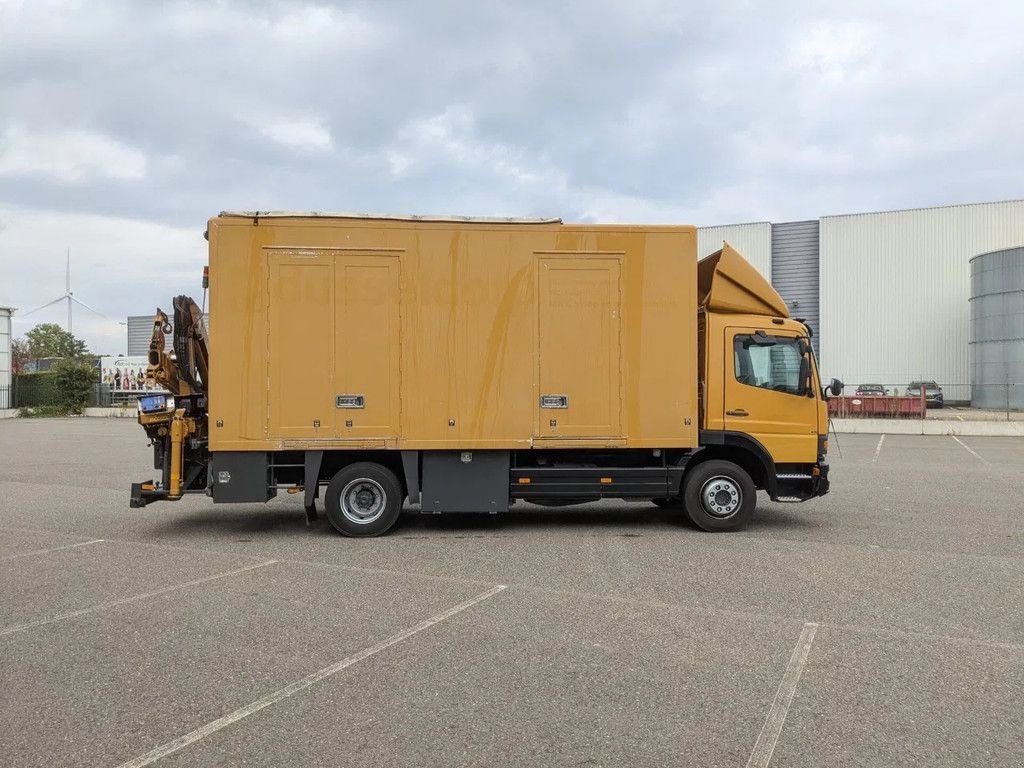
xmin=733 ymin=335 xmax=803 ymax=395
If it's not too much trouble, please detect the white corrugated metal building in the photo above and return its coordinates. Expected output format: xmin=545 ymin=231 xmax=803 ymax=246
xmin=698 ymin=199 xmax=1024 ymax=403
xmin=127 ymin=315 xmax=159 ymax=356
xmin=697 ymin=222 xmax=771 ymax=280
xmin=126 ymin=313 xmax=209 ymax=356
xmin=0 ymin=307 xmax=13 ymax=409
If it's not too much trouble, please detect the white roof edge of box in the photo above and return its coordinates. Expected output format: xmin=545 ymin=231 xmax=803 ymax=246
xmin=219 ymin=211 xmax=563 ymax=224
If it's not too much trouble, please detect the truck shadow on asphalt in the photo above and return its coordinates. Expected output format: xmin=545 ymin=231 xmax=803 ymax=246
xmin=743 ymin=506 xmax=823 ymax=531
xmin=395 ymin=508 xmax=821 ymax=536
xmin=143 ymin=507 xmax=312 ymax=539
xmin=141 ymin=502 xmax=820 ymax=540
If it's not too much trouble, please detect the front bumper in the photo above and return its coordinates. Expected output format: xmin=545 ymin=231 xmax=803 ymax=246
xmin=815 ymin=460 xmax=830 ymax=495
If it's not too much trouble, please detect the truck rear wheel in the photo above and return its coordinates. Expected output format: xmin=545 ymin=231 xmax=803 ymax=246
xmin=682 ymin=460 xmax=755 ymax=532
xmin=324 ymin=462 xmax=402 ymax=537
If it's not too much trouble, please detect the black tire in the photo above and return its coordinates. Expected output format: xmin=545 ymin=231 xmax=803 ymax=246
xmin=324 ymin=462 xmax=403 ymax=537
xmin=651 ymin=497 xmax=680 ymax=509
xmin=682 ymin=460 xmax=756 ymax=532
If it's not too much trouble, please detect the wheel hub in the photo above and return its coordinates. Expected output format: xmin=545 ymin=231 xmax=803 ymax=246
xmin=701 ymin=476 xmax=741 ymax=518
xmin=340 ymin=478 xmax=387 ymax=524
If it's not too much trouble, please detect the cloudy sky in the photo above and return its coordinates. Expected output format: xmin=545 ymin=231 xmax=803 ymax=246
xmin=1 ymin=0 xmax=1022 ymax=354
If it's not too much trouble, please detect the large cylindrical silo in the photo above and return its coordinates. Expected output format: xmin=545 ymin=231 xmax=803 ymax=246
xmin=970 ymin=246 xmax=1024 ymax=409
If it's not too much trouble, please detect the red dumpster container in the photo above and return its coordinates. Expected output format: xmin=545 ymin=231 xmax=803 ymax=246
xmin=829 ymin=395 xmax=925 ymax=418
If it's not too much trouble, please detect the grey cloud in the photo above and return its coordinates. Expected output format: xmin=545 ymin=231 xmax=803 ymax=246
xmin=1 ymin=0 xmax=1023 ymax=351
xmin=5 ymin=0 xmax=1019 ymax=226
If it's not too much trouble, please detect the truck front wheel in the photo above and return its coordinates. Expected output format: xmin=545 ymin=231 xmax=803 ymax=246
xmin=325 ymin=462 xmax=402 ymax=537
xmin=682 ymin=460 xmax=755 ymax=532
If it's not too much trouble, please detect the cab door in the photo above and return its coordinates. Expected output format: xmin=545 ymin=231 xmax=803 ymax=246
xmin=723 ymin=327 xmax=818 ymax=463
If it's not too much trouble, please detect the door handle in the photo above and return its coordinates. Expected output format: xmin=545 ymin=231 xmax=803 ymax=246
xmin=726 ymin=409 xmax=749 ymax=417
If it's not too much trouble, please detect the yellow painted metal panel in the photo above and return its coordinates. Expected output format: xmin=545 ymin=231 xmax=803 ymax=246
xmin=334 ymin=254 xmax=401 ymax=438
xmin=698 ymin=243 xmax=789 ymax=317
xmin=531 ymin=437 xmax=628 ymax=448
xmin=207 ymin=216 xmax=701 ymax=452
xmin=537 ymin=256 xmax=622 ymax=438
xmin=267 ymin=251 xmax=333 ymax=438
xmin=721 ymin=323 xmax=818 ymax=463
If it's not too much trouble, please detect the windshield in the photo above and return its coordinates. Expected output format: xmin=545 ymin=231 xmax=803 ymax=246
xmin=733 ymin=335 xmax=806 ymax=396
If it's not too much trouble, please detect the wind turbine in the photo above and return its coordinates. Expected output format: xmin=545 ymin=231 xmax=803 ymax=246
xmin=22 ymin=249 xmax=108 ymax=333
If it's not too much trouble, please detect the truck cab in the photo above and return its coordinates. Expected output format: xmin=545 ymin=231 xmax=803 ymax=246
xmin=697 ymin=244 xmax=829 ymax=512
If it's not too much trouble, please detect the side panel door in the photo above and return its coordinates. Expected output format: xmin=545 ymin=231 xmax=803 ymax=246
xmin=333 ymin=254 xmax=402 ymax=438
xmin=537 ymin=257 xmax=622 ymax=438
xmin=267 ymin=251 xmax=334 ymax=438
xmin=723 ymin=327 xmax=818 ymax=463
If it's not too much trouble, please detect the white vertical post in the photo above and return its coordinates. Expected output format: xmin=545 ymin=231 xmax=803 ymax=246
xmin=66 ymin=248 xmax=72 ymax=334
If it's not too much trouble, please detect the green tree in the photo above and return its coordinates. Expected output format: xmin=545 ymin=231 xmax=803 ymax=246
xmin=10 ymin=337 xmax=30 ymax=373
xmin=25 ymin=323 xmax=89 ymax=359
xmin=51 ymin=359 xmax=97 ymax=415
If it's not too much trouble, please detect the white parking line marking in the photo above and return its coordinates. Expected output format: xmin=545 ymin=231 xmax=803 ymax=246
xmin=0 ymin=527 xmax=499 ymax=588
xmin=745 ymin=622 xmax=818 ymax=768
xmin=115 ymin=584 xmax=507 ymax=768
xmin=0 ymin=538 xmax=104 ymax=562
xmin=0 ymin=560 xmax=276 ymax=637
xmin=872 ymin=434 xmax=885 ymax=462
xmin=951 ymin=435 xmax=989 ymax=465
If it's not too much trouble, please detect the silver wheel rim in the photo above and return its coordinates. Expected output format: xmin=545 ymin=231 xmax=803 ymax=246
xmin=700 ymin=475 xmax=742 ymax=518
xmin=339 ymin=478 xmax=387 ymax=525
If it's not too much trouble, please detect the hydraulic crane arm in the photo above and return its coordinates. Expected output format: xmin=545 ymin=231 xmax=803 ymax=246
xmin=146 ymin=296 xmax=209 ymax=396
xmin=131 ymin=295 xmax=210 ymax=508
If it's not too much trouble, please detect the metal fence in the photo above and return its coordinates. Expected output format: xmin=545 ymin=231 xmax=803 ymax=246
xmin=10 ymin=374 xmax=62 ymax=408
xmin=97 ymin=384 xmax=153 ymax=407
xmin=4 ymin=377 xmax=140 ymax=410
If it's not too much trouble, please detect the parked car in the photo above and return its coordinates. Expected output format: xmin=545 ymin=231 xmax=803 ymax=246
xmin=855 ymin=384 xmax=886 ymax=396
xmin=906 ymin=381 xmax=944 ymax=407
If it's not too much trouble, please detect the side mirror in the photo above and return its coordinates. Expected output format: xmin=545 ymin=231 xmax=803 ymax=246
xmin=828 ymin=378 xmax=844 ymax=398
xmin=799 ymin=355 xmax=811 ymax=396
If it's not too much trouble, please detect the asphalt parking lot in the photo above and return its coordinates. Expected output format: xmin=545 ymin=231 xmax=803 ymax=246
xmin=1 ymin=419 xmax=1022 ymax=767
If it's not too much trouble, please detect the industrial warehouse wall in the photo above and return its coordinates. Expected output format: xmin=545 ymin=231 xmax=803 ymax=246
xmin=697 ymin=222 xmax=771 ymax=280
xmin=127 ymin=313 xmax=209 ymax=356
xmin=771 ymin=220 xmax=820 ymax=353
xmin=819 ymin=200 xmax=1024 ymax=402
xmin=126 ymin=315 xmax=157 ymax=356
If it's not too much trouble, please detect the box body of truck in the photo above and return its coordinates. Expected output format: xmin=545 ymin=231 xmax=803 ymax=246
xmin=131 ymin=212 xmax=830 ymax=535
xmin=209 ymin=214 xmax=698 ymax=452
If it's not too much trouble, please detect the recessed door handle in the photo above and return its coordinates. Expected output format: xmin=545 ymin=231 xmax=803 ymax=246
xmin=540 ymin=394 xmax=568 ymax=408
xmin=726 ymin=409 xmax=749 ymax=417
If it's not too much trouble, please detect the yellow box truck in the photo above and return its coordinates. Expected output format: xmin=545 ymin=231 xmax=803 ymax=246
xmin=131 ymin=212 xmax=833 ymax=535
